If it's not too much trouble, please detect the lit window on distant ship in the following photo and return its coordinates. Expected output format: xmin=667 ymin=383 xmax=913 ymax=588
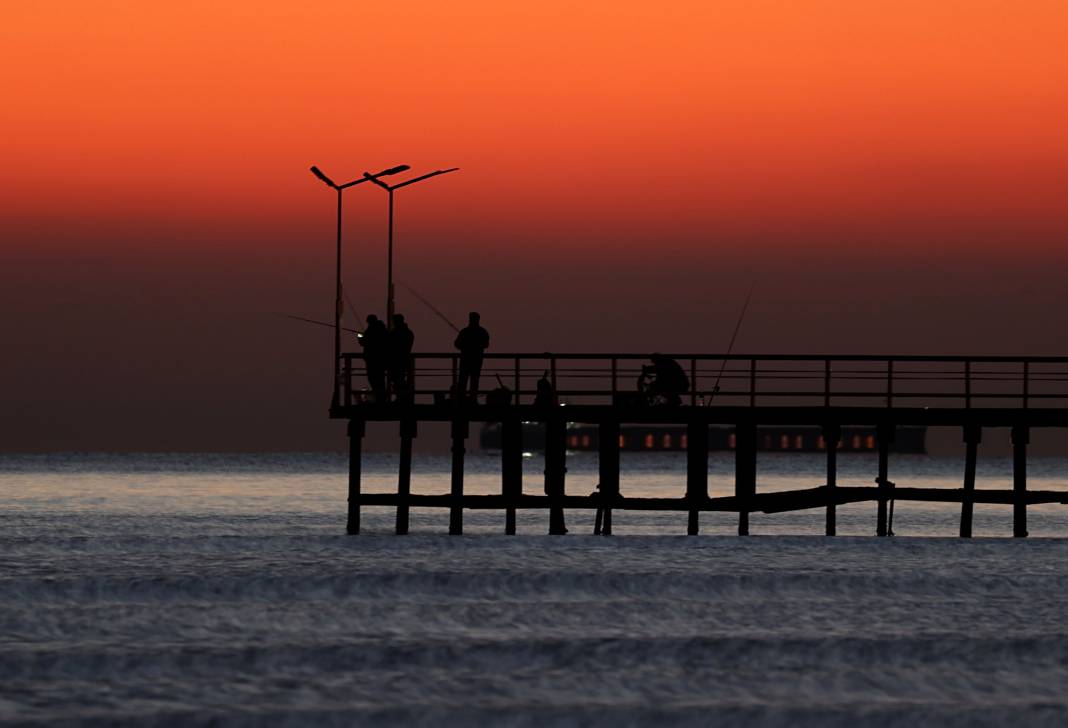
xmin=852 ymin=435 xmax=861 ymax=449
xmin=581 ymin=435 xmax=591 ymax=448
xmin=569 ymin=436 xmax=579 ymax=448
xmin=866 ymin=435 xmax=875 ymax=450
xmin=795 ymin=435 xmax=804 ymax=449
xmin=619 ymin=435 xmax=626 ymax=448
xmin=817 ymin=436 xmax=826 ymax=450
xmin=680 ymin=434 xmax=688 ymax=449
xmin=644 ymin=434 xmax=654 ymax=449
xmin=663 ymin=434 xmax=672 ymax=448
xmin=729 ymin=433 xmax=737 ymax=449
xmin=780 ymin=435 xmax=790 ymax=450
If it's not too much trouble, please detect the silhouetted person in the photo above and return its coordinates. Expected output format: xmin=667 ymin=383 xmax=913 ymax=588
xmin=358 ymin=314 xmax=388 ymax=403
xmin=454 ymin=312 xmax=490 ymax=402
xmin=534 ymin=370 xmax=556 ymax=407
xmin=638 ymin=354 xmax=689 ymax=406
xmin=387 ymin=314 xmax=415 ymax=402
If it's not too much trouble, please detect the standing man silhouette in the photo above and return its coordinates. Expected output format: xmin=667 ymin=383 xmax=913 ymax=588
xmin=387 ymin=313 xmax=415 ymax=402
xmin=454 ymin=312 xmax=490 ymax=402
xmin=358 ymin=314 xmax=388 ymax=403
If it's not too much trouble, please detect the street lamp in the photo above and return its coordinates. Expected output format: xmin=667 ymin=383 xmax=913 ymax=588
xmin=363 ymin=167 xmax=460 ymax=328
xmin=309 ymin=163 xmax=410 ymax=407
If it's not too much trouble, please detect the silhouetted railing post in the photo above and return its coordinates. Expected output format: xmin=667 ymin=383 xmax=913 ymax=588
xmin=501 ymin=417 xmax=522 ymax=535
xmin=1023 ymin=361 xmax=1030 ymax=409
xmin=960 ymin=424 xmax=981 ymax=538
xmin=347 ymin=419 xmax=365 ymax=535
xmin=408 ymin=356 xmax=417 ymax=404
xmin=449 ymin=418 xmax=468 ymax=535
xmin=876 ymin=422 xmax=895 ymax=537
xmin=824 ymin=423 xmax=841 ymax=536
xmin=886 ymin=360 xmax=893 ymax=407
xmin=686 ymin=420 xmax=708 ymax=535
xmin=598 ymin=420 xmax=620 ymax=535
xmin=965 ymin=360 xmax=972 ymax=408
xmin=824 ymin=360 xmax=831 ymax=407
xmin=396 ymin=419 xmax=416 ymax=535
xmin=1012 ymin=424 xmax=1029 ymax=537
xmin=749 ymin=359 xmax=757 ymax=407
xmin=735 ymin=422 xmax=757 ymax=535
xmin=690 ymin=359 xmax=697 ymax=406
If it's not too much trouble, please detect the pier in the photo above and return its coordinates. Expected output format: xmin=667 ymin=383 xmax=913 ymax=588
xmin=332 ymin=353 xmax=1068 ymax=537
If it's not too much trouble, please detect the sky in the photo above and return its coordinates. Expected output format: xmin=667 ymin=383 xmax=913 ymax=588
xmin=3 ymin=1 xmax=1068 ymax=452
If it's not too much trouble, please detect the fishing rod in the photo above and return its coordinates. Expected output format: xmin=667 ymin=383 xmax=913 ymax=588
xmin=342 ymin=285 xmax=364 ymax=326
xmin=401 ymin=282 xmax=460 ymax=333
xmin=278 ymin=313 xmax=362 ymax=336
xmin=707 ymin=281 xmax=756 ymax=405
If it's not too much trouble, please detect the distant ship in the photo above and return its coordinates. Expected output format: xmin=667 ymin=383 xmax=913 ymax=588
xmin=480 ymin=422 xmax=927 ymax=454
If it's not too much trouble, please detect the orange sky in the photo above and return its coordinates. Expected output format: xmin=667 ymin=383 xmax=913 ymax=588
xmin=5 ymin=1 xmax=1068 ymax=451
xmin=4 ymin=1 xmax=1068 ymax=256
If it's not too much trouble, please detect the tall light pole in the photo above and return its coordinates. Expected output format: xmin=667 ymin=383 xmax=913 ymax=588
xmin=363 ymin=167 xmax=460 ymax=328
xmin=309 ymin=163 xmax=410 ymax=407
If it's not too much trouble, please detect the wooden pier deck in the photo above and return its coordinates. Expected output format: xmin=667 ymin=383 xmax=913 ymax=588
xmin=330 ymin=353 xmax=1068 ymax=537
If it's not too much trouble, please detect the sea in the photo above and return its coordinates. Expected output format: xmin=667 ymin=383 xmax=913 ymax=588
xmin=3 ymin=451 xmax=1068 ymax=726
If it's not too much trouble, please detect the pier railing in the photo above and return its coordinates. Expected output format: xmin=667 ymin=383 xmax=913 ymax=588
xmin=340 ymin=353 xmax=1068 ymax=409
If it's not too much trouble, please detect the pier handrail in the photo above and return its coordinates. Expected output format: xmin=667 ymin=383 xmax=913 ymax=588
xmin=337 ymin=352 xmax=1068 ymax=409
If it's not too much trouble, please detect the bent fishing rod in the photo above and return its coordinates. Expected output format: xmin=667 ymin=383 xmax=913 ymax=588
xmin=401 ymin=283 xmax=460 ymax=333
xmin=707 ymin=281 xmax=755 ymax=405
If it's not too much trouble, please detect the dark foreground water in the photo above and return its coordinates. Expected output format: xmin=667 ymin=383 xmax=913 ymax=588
xmin=2 ymin=452 xmax=1068 ymax=726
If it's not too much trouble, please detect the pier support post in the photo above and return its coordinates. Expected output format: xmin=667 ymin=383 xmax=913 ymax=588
xmin=450 ymin=418 xmax=468 ymax=535
xmin=598 ymin=420 xmax=620 ymax=535
xmin=876 ymin=422 xmax=895 ymax=537
xmin=396 ymin=420 xmax=416 ymax=535
xmin=686 ymin=420 xmax=708 ymax=535
xmin=347 ymin=419 xmax=365 ymax=535
xmin=823 ymin=424 xmax=841 ymax=536
xmin=501 ymin=418 xmax=523 ymax=535
xmin=545 ymin=416 xmax=568 ymax=535
xmin=1012 ymin=424 xmax=1029 ymax=538
xmin=735 ymin=423 xmax=757 ymax=536
xmin=959 ymin=424 xmax=981 ymax=538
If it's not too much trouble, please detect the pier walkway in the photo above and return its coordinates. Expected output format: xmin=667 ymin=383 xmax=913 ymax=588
xmin=331 ymin=353 xmax=1068 ymax=537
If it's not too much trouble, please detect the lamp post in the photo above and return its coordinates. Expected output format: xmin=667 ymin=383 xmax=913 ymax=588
xmin=363 ymin=167 xmax=460 ymax=328
xmin=309 ymin=163 xmax=410 ymax=407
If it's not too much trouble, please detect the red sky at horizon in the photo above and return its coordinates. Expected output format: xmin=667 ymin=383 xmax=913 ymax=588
xmin=4 ymin=1 xmax=1068 ymax=451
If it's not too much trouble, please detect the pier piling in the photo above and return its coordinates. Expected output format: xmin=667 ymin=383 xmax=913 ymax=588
xmin=735 ymin=422 xmax=757 ymax=536
xmin=960 ymin=424 xmax=981 ymax=538
xmin=875 ymin=422 xmax=895 ymax=536
xmin=1013 ymin=424 xmax=1029 ymax=537
xmin=824 ymin=423 xmax=841 ymax=536
xmin=450 ymin=417 xmax=468 ymax=535
xmin=396 ymin=419 xmax=416 ymax=535
xmin=545 ymin=416 xmax=568 ymax=534
xmin=347 ymin=419 xmax=364 ymax=535
xmin=598 ymin=420 xmax=621 ymax=535
xmin=686 ymin=420 xmax=709 ymax=535
xmin=501 ymin=418 xmax=522 ymax=535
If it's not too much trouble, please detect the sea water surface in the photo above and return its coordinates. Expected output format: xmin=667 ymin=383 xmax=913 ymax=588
xmin=3 ymin=451 xmax=1068 ymax=726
